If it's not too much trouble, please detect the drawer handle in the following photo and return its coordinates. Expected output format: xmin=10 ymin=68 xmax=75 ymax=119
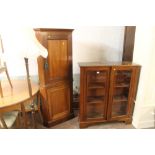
xmin=96 ymin=71 xmax=100 ymax=74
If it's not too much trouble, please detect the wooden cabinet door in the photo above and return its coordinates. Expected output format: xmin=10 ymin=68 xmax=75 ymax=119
xmin=35 ymin=29 xmax=73 ymax=86
xmin=47 ymin=40 xmax=69 ymax=81
xmin=108 ymin=66 xmax=136 ymax=120
xmin=47 ymin=83 xmax=70 ymax=121
xmin=82 ymin=67 xmax=110 ymax=121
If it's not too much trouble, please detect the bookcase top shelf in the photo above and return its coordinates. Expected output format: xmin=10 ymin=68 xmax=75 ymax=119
xmin=79 ymin=61 xmax=140 ymax=67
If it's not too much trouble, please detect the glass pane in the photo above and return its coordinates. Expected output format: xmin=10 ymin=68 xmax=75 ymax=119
xmin=87 ymin=96 xmax=104 ymax=104
xmin=87 ymin=89 xmax=105 ymax=97
xmin=112 ymin=102 xmax=127 ymax=117
xmin=113 ymin=87 xmax=129 ymax=102
xmin=87 ymin=71 xmax=107 ymax=83
xmin=86 ymin=70 xmax=108 ymax=119
xmin=86 ymin=103 xmax=105 ymax=119
xmin=115 ymin=70 xmax=131 ymax=86
xmin=111 ymin=69 xmax=132 ymax=117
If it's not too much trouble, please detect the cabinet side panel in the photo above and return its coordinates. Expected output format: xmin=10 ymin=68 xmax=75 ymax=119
xmin=37 ymin=56 xmax=46 ymax=86
xmin=79 ymin=68 xmax=86 ymax=121
xmin=40 ymin=87 xmax=49 ymax=121
xmin=128 ymin=66 xmax=141 ymax=116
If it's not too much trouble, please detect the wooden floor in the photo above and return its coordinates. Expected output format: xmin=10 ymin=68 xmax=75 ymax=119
xmin=50 ymin=117 xmax=134 ymax=129
xmin=11 ymin=110 xmax=134 ymax=129
xmin=21 ymin=112 xmax=134 ymax=129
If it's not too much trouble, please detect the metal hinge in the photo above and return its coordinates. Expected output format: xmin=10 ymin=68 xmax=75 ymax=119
xmin=44 ymin=59 xmax=48 ymax=70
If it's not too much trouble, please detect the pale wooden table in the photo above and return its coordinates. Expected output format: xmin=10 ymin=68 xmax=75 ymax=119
xmin=0 ymin=79 xmax=39 ymax=128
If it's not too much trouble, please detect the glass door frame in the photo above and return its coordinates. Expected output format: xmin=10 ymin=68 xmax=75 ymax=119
xmin=83 ymin=67 xmax=110 ymax=121
xmin=107 ymin=66 xmax=135 ymax=120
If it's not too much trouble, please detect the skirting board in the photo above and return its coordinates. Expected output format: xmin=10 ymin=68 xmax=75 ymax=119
xmin=132 ymin=119 xmax=155 ymax=129
xmin=132 ymin=104 xmax=155 ymax=129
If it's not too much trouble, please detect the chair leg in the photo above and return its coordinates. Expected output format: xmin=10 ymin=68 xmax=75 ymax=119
xmin=29 ymin=99 xmax=36 ymax=128
xmin=4 ymin=64 xmax=13 ymax=89
xmin=37 ymin=94 xmax=43 ymax=123
xmin=21 ymin=103 xmax=27 ymax=129
xmin=15 ymin=113 xmax=22 ymax=129
xmin=0 ymin=116 xmax=8 ymax=129
xmin=0 ymin=81 xmax=3 ymax=97
xmin=15 ymin=115 xmax=19 ymax=129
xmin=31 ymin=111 xmax=36 ymax=128
xmin=38 ymin=109 xmax=43 ymax=124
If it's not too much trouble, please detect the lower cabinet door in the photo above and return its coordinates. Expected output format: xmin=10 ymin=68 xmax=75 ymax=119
xmin=47 ymin=83 xmax=70 ymax=121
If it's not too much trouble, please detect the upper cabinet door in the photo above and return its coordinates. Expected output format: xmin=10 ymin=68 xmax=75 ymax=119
xmin=35 ymin=29 xmax=73 ymax=85
xmin=48 ymin=39 xmax=69 ymax=80
xmin=108 ymin=66 xmax=135 ymax=120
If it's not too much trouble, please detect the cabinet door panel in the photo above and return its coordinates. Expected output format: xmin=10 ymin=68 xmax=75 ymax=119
xmin=48 ymin=40 xmax=69 ymax=80
xmin=108 ymin=67 xmax=134 ymax=119
xmin=86 ymin=103 xmax=105 ymax=119
xmin=84 ymin=68 xmax=110 ymax=120
xmin=112 ymin=101 xmax=128 ymax=117
xmin=47 ymin=84 xmax=70 ymax=120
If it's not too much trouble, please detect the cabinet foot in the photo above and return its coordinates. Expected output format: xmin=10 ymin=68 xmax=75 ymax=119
xmin=125 ymin=119 xmax=132 ymax=124
xmin=79 ymin=123 xmax=88 ymax=128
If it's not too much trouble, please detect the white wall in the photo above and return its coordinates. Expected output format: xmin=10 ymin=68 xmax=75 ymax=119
xmin=132 ymin=26 xmax=155 ymax=128
xmin=0 ymin=1 xmax=125 ymax=77
xmin=1 ymin=26 xmax=124 ymax=77
xmin=73 ymin=26 xmax=124 ymax=73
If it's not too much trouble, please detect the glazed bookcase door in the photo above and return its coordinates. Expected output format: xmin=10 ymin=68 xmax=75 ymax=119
xmin=108 ymin=67 xmax=134 ymax=119
xmin=84 ymin=68 xmax=110 ymax=120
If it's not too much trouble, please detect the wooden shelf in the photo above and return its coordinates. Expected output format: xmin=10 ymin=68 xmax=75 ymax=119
xmin=112 ymin=111 xmax=126 ymax=117
xmin=87 ymin=96 xmax=104 ymax=104
xmin=88 ymin=82 xmax=105 ymax=89
xmin=115 ymin=83 xmax=130 ymax=88
xmin=113 ymin=96 xmax=128 ymax=102
xmin=87 ymin=113 xmax=103 ymax=119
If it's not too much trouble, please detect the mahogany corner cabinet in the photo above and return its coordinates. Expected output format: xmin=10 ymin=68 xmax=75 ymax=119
xmin=35 ymin=28 xmax=74 ymax=127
